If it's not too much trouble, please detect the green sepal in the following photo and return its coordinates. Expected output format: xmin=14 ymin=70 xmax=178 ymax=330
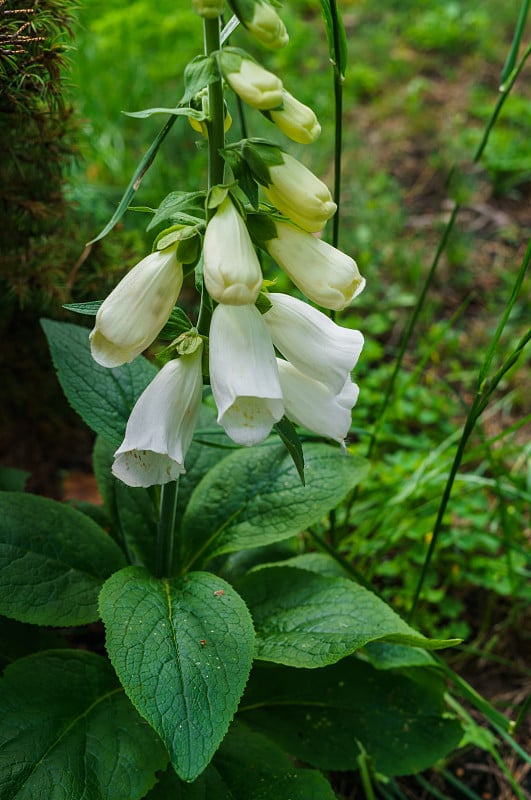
xmin=240 ymin=138 xmax=285 ymax=187
xmin=246 ymin=211 xmax=278 ymax=248
xmin=181 ymin=54 xmax=220 ymax=104
xmin=154 ymin=225 xmax=202 ymax=264
xmin=206 ymin=184 xmax=230 ymax=210
xmin=158 ymin=306 xmax=194 ymax=343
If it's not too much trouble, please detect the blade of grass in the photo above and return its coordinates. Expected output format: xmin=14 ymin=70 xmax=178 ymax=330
xmin=408 ymin=241 xmax=530 ymax=622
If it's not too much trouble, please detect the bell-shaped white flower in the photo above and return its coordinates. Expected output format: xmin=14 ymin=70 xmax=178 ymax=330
xmin=219 ymin=49 xmax=283 ymax=110
xmin=265 ymin=220 xmax=365 ymax=310
xmin=264 ymin=293 xmax=363 ymax=393
xmin=90 ymin=247 xmax=183 ymax=368
xmin=229 ymin=0 xmax=289 ymax=49
xmin=203 ymin=197 xmax=263 ymax=305
xmin=209 ymin=303 xmax=283 ymax=446
xmin=267 ymin=90 xmax=321 ymax=144
xmin=277 ymin=359 xmax=359 ymax=446
xmin=112 ymin=343 xmax=204 ymax=488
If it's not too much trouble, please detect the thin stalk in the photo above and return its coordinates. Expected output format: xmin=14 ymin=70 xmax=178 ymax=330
xmin=329 ymin=0 xmax=343 ymax=249
xmin=439 ymin=769 xmax=484 ymax=800
xmin=156 ymin=480 xmax=179 ymax=578
xmin=408 ymin=239 xmax=530 ymax=622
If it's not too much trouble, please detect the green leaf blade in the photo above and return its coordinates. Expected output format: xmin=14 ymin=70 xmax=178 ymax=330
xmin=0 ymin=650 xmax=168 ymax=799
xmin=0 ymin=492 xmax=126 ymax=626
xmin=238 ymin=566 xmax=458 ymax=668
xmin=181 ymin=443 xmax=369 ymax=567
xmin=241 ymin=658 xmax=463 ymax=776
xmin=99 ymin=567 xmax=255 ymax=781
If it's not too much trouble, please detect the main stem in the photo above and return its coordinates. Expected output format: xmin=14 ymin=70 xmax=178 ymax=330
xmin=155 ymin=17 xmax=225 ymax=577
xmin=156 ymin=480 xmax=179 ymax=578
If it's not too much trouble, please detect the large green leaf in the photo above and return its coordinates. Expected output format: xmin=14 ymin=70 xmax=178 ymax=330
xmin=41 ymin=319 xmax=157 ymax=448
xmin=240 ymin=658 xmax=463 ymax=776
xmin=145 ymin=723 xmax=336 ymax=799
xmin=180 ymin=443 xmax=369 ymax=568
xmin=237 ymin=566 xmax=457 ymax=668
xmin=0 ymin=492 xmax=126 ymax=626
xmin=99 ymin=567 xmax=255 ymax=781
xmin=0 ymin=650 xmax=168 ymax=799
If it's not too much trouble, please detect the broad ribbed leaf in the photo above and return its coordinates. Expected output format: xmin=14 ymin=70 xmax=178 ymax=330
xmin=0 ymin=492 xmax=125 ymax=626
xmin=241 ymin=658 xmax=463 ymax=776
xmin=0 ymin=650 xmax=168 ymax=799
xmin=145 ymin=723 xmax=335 ymax=799
xmin=99 ymin=567 xmax=255 ymax=781
xmin=42 ymin=319 xmax=157 ymax=448
xmin=181 ymin=443 xmax=369 ymax=568
xmin=238 ymin=566 xmax=458 ymax=668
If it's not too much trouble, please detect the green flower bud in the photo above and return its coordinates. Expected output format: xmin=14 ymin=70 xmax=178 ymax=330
xmin=219 ymin=48 xmax=283 ymax=110
xmin=229 ymin=0 xmax=289 ymax=49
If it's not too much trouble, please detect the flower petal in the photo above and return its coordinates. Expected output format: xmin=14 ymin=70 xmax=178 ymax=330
xmin=264 ymin=293 xmax=364 ymax=393
xmin=90 ymin=248 xmax=183 ymax=367
xmin=209 ymin=304 xmax=283 ymax=446
xmin=112 ymin=347 xmax=203 ymax=487
xmin=277 ymin=359 xmax=359 ymax=444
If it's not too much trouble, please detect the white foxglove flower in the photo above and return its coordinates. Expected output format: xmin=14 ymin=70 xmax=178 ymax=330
xmin=112 ymin=344 xmax=204 ymax=487
xmin=203 ymin=197 xmax=263 ymax=305
xmin=90 ymin=247 xmax=183 ymax=368
xmin=265 ymin=220 xmax=365 ymax=310
xmin=261 ymin=151 xmax=336 ymax=232
xmin=264 ymin=293 xmax=363 ymax=393
xmin=219 ymin=49 xmax=283 ymax=110
xmin=267 ymin=90 xmax=321 ymax=144
xmin=229 ymin=0 xmax=289 ymax=49
xmin=277 ymin=359 xmax=359 ymax=446
xmin=209 ymin=303 xmax=283 ymax=446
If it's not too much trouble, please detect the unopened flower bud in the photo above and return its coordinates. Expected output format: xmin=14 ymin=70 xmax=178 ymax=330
xmin=219 ymin=48 xmax=283 ymax=110
xmin=90 ymin=247 xmax=183 ymax=367
xmin=263 ymin=220 xmax=365 ymax=310
xmin=266 ymin=90 xmax=321 ymax=144
xmin=203 ymin=197 xmax=263 ymax=304
xmin=263 ymin=151 xmax=336 ymax=232
xmin=229 ymin=0 xmax=289 ymax=49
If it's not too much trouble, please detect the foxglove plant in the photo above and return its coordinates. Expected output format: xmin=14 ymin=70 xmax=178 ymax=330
xmin=0 ymin=0 xmax=472 ymax=795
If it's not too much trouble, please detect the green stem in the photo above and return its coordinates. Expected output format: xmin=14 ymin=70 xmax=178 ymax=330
xmin=204 ymin=17 xmax=225 ymax=189
xmin=329 ymin=0 xmax=343 ymax=249
xmin=156 ymin=480 xmax=179 ymax=578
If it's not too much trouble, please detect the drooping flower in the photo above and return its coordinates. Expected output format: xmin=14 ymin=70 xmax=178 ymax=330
xmin=228 ymin=0 xmax=289 ymax=49
xmin=258 ymin=149 xmax=335 ymax=232
xmin=203 ymin=196 xmax=263 ymax=305
xmin=262 ymin=220 xmax=365 ymax=309
xmin=277 ymin=359 xmax=359 ymax=446
xmin=264 ymin=293 xmax=364 ymax=393
xmin=90 ymin=247 xmax=183 ymax=368
xmin=218 ymin=49 xmax=283 ymax=110
xmin=265 ymin=90 xmax=321 ymax=144
xmin=209 ymin=303 xmax=283 ymax=446
xmin=112 ymin=340 xmax=204 ymax=487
